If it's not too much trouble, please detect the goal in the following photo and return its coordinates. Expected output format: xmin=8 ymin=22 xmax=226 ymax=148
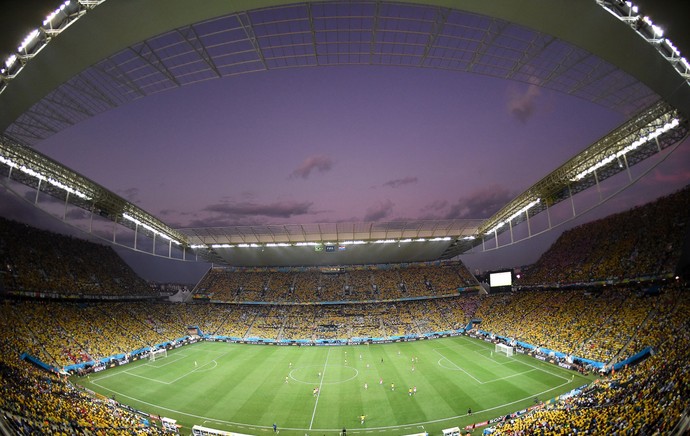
xmin=495 ymin=343 xmax=514 ymax=357
xmin=149 ymin=348 xmax=168 ymax=361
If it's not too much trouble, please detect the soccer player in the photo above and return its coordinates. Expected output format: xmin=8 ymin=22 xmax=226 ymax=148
xmin=360 ymin=414 xmax=366 ymax=424
xmin=364 ymin=382 xmax=368 ymax=390
xmin=273 ymin=423 xmax=277 ymax=433
xmin=391 ymin=383 xmax=395 ymax=391
xmin=379 ymin=378 xmax=383 ymax=385
xmin=313 ymin=387 xmax=318 ymax=396
xmin=467 ymin=407 xmax=472 ymax=415
xmin=408 ymin=387 xmax=412 ymax=396
xmin=413 ymin=386 xmax=417 ymax=395
xmin=194 ymin=361 xmax=198 ymax=367
xmin=285 ymin=376 xmax=289 ymax=384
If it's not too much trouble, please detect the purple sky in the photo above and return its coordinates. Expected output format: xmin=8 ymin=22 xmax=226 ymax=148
xmin=32 ymin=67 xmax=630 ymax=226
xmin=1 ymin=1 xmax=690 ymax=281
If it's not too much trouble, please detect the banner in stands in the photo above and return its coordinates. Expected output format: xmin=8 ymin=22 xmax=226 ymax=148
xmin=6 ymin=290 xmax=159 ymax=301
xmin=207 ymin=292 xmax=473 ymax=306
xmin=476 ymin=330 xmax=605 ymax=369
xmin=612 ymin=346 xmax=653 ymax=371
xmin=61 ymin=336 xmax=194 ymax=374
xmin=205 ymin=329 xmax=463 ymax=347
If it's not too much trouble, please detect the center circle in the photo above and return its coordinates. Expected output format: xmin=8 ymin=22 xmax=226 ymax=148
xmin=289 ymin=364 xmax=359 ymax=385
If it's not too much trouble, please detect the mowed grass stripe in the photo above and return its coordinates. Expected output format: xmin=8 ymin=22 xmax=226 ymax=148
xmin=78 ymin=337 xmax=594 ymax=435
xmin=405 ymin=341 xmax=468 ymax=421
xmin=229 ymin=346 xmax=307 ymax=427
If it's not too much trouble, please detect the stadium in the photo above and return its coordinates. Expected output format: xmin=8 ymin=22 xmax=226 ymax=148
xmin=1 ymin=1 xmax=690 ymax=435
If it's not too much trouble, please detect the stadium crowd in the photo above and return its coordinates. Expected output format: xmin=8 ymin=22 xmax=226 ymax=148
xmin=516 ymin=186 xmax=690 ymax=286
xmin=0 ymin=217 xmax=153 ymax=296
xmin=0 ymin=295 xmax=481 ymax=369
xmin=474 ymin=285 xmax=659 ymax=363
xmin=487 ymin=282 xmax=690 ymax=435
xmin=0 ymin=185 xmax=689 ymax=433
xmin=0 ymin=301 xmax=166 ymax=434
xmin=194 ymin=262 xmax=478 ymax=303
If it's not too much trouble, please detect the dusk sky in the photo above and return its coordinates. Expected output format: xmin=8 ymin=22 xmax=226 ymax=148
xmin=1 ymin=1 xmax=689 ymax=282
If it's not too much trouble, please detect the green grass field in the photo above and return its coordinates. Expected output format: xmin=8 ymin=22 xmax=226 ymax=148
xmin=75 ymin=336 xmax=594 ymax=435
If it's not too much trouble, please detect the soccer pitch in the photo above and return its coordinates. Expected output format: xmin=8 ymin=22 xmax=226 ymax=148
xmin=77 ymin=336 xmax=593 ymax=435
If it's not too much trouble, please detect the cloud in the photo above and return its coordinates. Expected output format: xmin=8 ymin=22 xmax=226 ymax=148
xmin=423 ymin=199 xmax=448 ymax=211
xmin=183 ymin=200 xmax=316 ymax=227
xmin=185 ymin=215 xmax=261 ymax=228
xmin=507 ymin=84 xmax=541 ymax=123
xmin=163 ymin=199 xmax=320 ymax=228
xmin=118 ymin=187 xmax=141 ymax=203
xmin=363 ymin=199 xmax=394 ymax=222
xmin=289 ymin=155 xmax=334 ymax=179
xmin=416 ymin=200 xmax=448 ymax=219
xmin=382 ymin=176 xmax=418 ymax=189
xmin=204 ymin=200 xmax=314 ymax=218
xmin=445 ymin=185 xmax=516 ymax=219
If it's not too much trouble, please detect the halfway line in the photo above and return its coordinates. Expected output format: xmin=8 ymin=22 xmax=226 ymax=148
xmin=309 ymin=347 xmax=331 ymax=430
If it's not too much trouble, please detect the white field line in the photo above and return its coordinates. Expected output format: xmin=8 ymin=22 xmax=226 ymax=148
xmin=309 ymin=347 xmax=331 ymax=430
xmin=465 ymin=337 xmax=571 ymax=382
xmin=432 ymin=348 xmax=482 ymax=383
xmin=86 ymin=340 xmax=575 ymax=434
xmin=120 ymin=349 xmax=231 ymax=385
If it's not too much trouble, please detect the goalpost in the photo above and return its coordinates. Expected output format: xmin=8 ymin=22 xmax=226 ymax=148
xmin=149 ymin=348 xmax=168 ymax=362
xmin=495 ymin=343 xmax=514 ymax=357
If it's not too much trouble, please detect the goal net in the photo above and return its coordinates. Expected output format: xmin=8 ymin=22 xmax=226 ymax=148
xmin=495 ymin=343 xmax=514 ymax=357
xmin=149 ymin=348 xmax=168 ymax=361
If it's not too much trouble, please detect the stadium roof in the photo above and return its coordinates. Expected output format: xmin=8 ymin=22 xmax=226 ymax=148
xmin=0 ymin=0 xmax=688 ymax=267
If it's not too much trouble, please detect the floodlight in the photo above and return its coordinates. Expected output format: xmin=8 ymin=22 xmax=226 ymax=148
xmin=123 ymin=213 xmax=180 ymax=245
xmin=664 ymin=39 xmax=680 ymax=57
xmin=18 ymin=29 xmax=41 ymax=53
xmin=4 ymin=55 xmax=17 ymax=70
xmin=573 ymin=118 xmax=680 ymax=182
xmin=0 ymin=154 xmax=17 ymax=168
xmin=44 ymin=1 xmax=72 ymax=27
